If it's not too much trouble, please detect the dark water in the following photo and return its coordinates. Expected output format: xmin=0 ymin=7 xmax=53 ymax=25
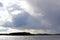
xmin=0 ymin=35 xmax=60 ymax=40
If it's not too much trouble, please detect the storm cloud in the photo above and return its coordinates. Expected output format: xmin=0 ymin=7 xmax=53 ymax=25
xmin=12 ymin=11 xmax=30 ymax=27
xmin=26 ymin=0 xmax=60 ymax=33
xmin=0 ymin=0 xmax=60 ymax=33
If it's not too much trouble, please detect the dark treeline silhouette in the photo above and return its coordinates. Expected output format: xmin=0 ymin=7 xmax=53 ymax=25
xmin=0 ymin=32 xmax=33 ymax=35
xmin=9 ymin=32 xmax=32 ymax=35
xmin=0 ymin=32 xmax=60 ymax=35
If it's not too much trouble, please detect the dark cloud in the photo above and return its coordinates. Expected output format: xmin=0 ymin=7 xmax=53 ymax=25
xmin=12 ymin=11 xmax=30 ymax=27
xmin=27 ymin=0 xmax=60 ymax=33
xmin=2 ymin=0 xmax=60 ymax=33
xmin=0 ymin=2 xmax=3 ymax=7
xmin=3 ymin=11 xmax=30 ymax=27
xmin=3 ymin=4 xmax=30 ymax=28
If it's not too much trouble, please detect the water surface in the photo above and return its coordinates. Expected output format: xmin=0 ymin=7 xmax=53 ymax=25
xmin=0 ymin=35 xmax=60 ymax=40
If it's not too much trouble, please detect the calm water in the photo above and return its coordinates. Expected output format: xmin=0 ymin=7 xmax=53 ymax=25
xmin=0 ymin=35 xmax=60 ymax=40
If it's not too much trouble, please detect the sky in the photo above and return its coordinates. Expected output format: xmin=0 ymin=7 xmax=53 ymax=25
xmin=0 ymin=0 xmax=60 ymax=34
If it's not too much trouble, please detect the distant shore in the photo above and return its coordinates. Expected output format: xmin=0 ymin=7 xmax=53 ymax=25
xmin=0 ymin=32 xmax=60 ymax=36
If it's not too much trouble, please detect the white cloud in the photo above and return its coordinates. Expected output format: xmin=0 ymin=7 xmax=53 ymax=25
xmin=11 ymin=10 xmax=23 ymax=15
xmin=0 ymin=26 xmax=54 ymax=34
xmin=0 ymin=26 xmax=7 ymax=30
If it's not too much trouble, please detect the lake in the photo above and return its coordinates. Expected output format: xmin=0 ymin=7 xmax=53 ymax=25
xmin=0 ymin=35 xmax=60 ymax=40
